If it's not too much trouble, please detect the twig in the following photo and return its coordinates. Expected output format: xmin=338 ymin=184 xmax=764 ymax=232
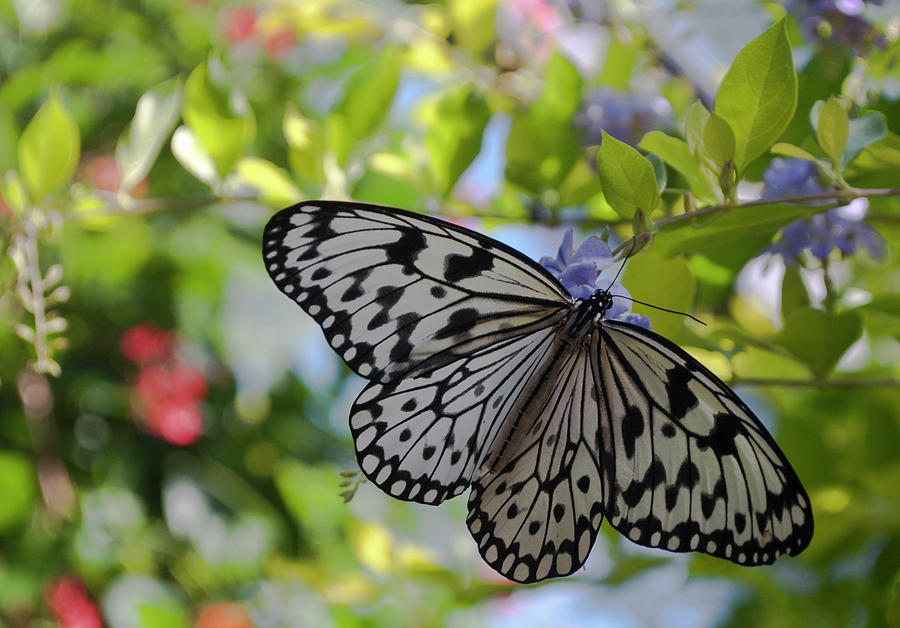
xmin=730 ymin=377 xmax=900 ymax=388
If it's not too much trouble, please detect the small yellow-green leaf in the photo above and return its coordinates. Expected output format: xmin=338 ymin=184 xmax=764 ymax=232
xmin=771 ymin=142 xmax=823 ymax=164
xmin=235 ymin=157 xmax=301 ymax=207
xmin=424 ymin=86 xmax=490 ymax=196
xmin=0 ymin=451 xmax=37 ymax=532
xmin=449 ymin=0 xmax=497 ymax=58
xmin=183 ymin=62 xmax=256 ymax=178
xmin=638 ymin=131 xmax=718 ymax=202
xmin=701 ymin=113 xmax=735 ymax=172
xmin=816 ymin=96 xmax=849 ymax=169
xmin=684 ymin=100 xmax=711 ymax=155
xmin=335 ymin=47 xmax=401 ymax=140
xmin=18 ymin=89 xmax=80 ymax=202
xmin=597 ymin=131 xmax=659 ymax=219
xmin=1 ymin=171 xmax=28 ymax=215
xmin=715 ymin=19 xmax=797 ymax=173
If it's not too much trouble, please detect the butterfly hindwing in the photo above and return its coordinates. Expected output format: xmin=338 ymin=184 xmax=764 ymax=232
xmin=467 ymin=340 xmax=605 ymax=583
xmin=349 ymin=326 xmax=561 ymax=505
xmin=595 ymin=321 xmax=813 ymax=565
xmin=263 ymin=201 xmax=571 ymax=383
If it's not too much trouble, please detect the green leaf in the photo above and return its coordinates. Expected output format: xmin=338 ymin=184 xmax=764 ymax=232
xmin=116 ymin=78 xmax=182 ymax=193
xmin=646 ymin=152 xmax=667 ymax=193
xmin=652 ymin=203 xmax=818 ymax=257
xmin=714 ymin=20 xmax=797 ymax=173
xmin=1 ymin=170 xmax=28 ymax=216
xmin=424 ymin=86 xmax=490 ymax=196
xmin=532 ymin=53 xmax=582 ymax=124
xmin=505 ymin=114 xmax=578 ymax=194
xmin=770 ymin=142 xmax=823 ymax=164
xmin=624 ymin=252 xmax=696 ymax=338
xmin=638 ymin=131 xmax=718 ymax=202
xmin=284 ymin=106 xmax=324 ymax=184
xmin=842 ymin=111 xmax=887 ymax=167
xmin=449 ymin=0 xmax=497 ymax=58
xmin=18 ymin=89 xmax=80 ymax=202
xmin=597 ymin=131 xmax=659 ymax=219
xmin=776 ymin=307 xmax=862 ymax=378
xmin=182 ymin=62 xmax=255 ymax=178
xmin=235 ymin=157 xmax=301 ymax=207
xmin=138 ymin=603 xmax=189 ymax=628
xmin=335 ymin=47 xmax=400 ymax=140
xmin=0 ymin=451 xmax=37 ymax=532
xmin=781 ymin=265 xmax=809 ymax=320
xmin=816 ymin=96 xmax=849 ymax=169
xmin=701 ymin=113 xmax=735 ymax=173
xmin=684 ymin=100 xmax=711 ymax=155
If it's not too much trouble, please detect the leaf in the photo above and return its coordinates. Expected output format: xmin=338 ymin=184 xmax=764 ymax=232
xmin=532 ymin=53 xmax=582 ymax=124
xmin=449 ymin=0 xmax=497 ymax=58
xmin=335 ymin=46 xmax=401 ymax=140
xmin=714 ymin=19 xmax=797 ymax=173
xmin=842 ymin=111 xmax=887 ymax=168
xmin=816 ymin=96 xmax=849 ymax=170
xmin=781 ymin=265 xmax=809 ymax=320
xmin=684 ymin=100 xmax=710 ymax=155
xmin=646 ymin=152 xmax=667 ymax=194
xmin=623 ymin=252 xmax=696 ymax=338
xmin=770 ymin=142 xmax=823 ymax=164
xmin=424 ymin=86 xmax=490 ymax=196
xmin=776 ymin=307 xmax=862 ymax=378
xmin=284 ymin=106 xmax=324 ymax=184
xmin=652 ymin=203 xmax=819 ymax=258
xmin=18 ymin=88 xmax=80 ymax=202
xmin=505 ymin=114 xmax=578 ymax=194
xmin=235 ymin=157 xmax=301 ymax=207
xmin=182 ymin=62 xmax=255 ymax=178
xmin=171 ymin=126 xmax=219 ymax=188
xmin=116 ymin=78 xmax=182 ymax=193
xmin=0 ymin=451 xmax=37 ymax=532
xmin=638 ymin=131 xmax=718 ymax=202
xmin=701 ymin=113 xmax=735 ymax=173
xmin=597 ymin=131 xmax=659 ymax=219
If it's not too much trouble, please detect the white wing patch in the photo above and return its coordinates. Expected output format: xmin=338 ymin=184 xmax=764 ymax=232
xmin=595 ymin=322 xmax=813 ymax=564
xmin=263 ymin=202 xmax=570 ymax=382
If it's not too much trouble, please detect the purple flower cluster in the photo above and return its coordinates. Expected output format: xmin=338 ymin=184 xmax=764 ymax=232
xmin=784 ymin=0 xmax=884 ymax=53
xmin=764 ymin=158 xmax=884 ymax=264
xmin=540 ymin=229 xmax=652 ymax=329
xmin=575 ymin=88 xmax=672 ymax=147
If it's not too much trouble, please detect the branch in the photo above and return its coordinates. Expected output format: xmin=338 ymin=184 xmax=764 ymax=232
xmin=729 ymin=377 xmax=900 ymax=388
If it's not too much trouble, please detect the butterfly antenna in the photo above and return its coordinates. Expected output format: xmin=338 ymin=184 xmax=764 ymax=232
xmin=609 ymin=294 xmax=707 ymax=326
xmin=604 ymin=237 xmax=635 ymax=289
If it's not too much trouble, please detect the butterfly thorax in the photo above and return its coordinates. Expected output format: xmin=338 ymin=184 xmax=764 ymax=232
xmin=566 ymin=289 xmax=613 ymax=338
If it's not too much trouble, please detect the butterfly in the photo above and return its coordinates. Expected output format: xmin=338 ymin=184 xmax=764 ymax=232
xmin=262 ymin=200 xmax=813 ymax=583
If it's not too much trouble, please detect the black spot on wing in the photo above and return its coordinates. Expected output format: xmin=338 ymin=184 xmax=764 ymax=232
xmin=384 ymin=228 xmax=427 ymax=274
xmin=444 ymin=246 xmax=494 ymax=282
xmin=435 ymin=307 xmax=480 ymax=339
xmin=697 ymin=413 xmax=741 ymax=457
xmin=666 ymin=365 xmax=698 ymax=420
xmin=621 ymin=405 xmax=644 ymax=460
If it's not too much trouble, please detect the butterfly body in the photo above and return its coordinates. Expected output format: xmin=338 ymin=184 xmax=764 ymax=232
xmin=263 ymin=200 xmax=813 ymax=583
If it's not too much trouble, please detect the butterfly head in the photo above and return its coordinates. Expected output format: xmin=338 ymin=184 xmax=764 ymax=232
xmin=567 ymin=288 xmax=615 ymax=337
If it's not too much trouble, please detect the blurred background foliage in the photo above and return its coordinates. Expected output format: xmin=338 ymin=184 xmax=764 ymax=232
xmin=0 ymin=0 xmax=899 ymax=626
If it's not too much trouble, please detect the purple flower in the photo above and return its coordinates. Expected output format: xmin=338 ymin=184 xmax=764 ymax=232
xmin=576 ymin=88 xmax=672 ymax=147
xmin=783 ymin=0 xmax=884 ymax=53
xmin=762 ymin=158 xmax=826 ymax=199
xmin=540 ymin=228 xmax=652 ymax=330
xmin=770 ymin=203 xmax=884 ymax=264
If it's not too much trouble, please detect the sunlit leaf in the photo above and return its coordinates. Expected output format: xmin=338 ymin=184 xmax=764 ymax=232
xmin=424 ymin=86 xmax=490 ymax=196
xmin=0 ymin=452 xmax=37 ymax=532
xmin=816 ymin=96 xmax=849 ymax=170
xmin=597 ymin=131 xmax=659 ymax=219
xmin=18 ymin=88 xmax=80 ymax=202
xmin=776 ymin=307 xmax=862 ymax=378
xmin=715 ymin=19 xmax=797 ymax=173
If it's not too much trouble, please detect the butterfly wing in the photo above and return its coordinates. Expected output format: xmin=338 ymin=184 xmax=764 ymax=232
xmin=263 ymin=201 xmax=571 ymax=383
xmin=595 ymin=321 xmax=813 ymax=565
xmin=466 ymin=340 xmax=606 ymax=583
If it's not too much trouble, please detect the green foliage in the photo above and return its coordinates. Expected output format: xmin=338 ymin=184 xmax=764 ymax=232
xmin=0 ymin=1 xmax=898 ymax=627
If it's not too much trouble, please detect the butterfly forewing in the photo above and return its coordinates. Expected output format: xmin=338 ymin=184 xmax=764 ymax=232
xmin=595 ymin=321 xmax=813 ymax=564
xmin=467 ymin=338 xmax=605 ymax=583
xmin=263 ymin=202 xmax=571 ymax=382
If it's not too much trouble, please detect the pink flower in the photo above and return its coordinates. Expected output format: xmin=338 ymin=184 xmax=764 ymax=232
xmin=265 ymin=28 xmax=297 ymax=58
xmin=222 ymin=6 xmax=257 ymax=45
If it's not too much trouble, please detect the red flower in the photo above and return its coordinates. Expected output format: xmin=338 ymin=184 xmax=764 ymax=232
xmin=135 ymin=364 xmax=207 ymax=446
xmin=121 ymin=324 xmax=173 ymax=364
xmin=223 ymin=6 xmax=257 ymax=45
xmin=195 ymin=602 xmax=254 ymax=628
xmin=264 ymin=28 xmax=296 ymax=58
xmin=45 ymin=576 xmax=103 ymax=628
